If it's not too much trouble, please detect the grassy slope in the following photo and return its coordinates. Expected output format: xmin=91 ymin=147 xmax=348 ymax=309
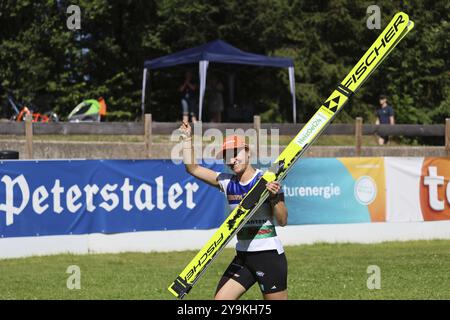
xmin=0 ymin=240 xmax=449 ymax=300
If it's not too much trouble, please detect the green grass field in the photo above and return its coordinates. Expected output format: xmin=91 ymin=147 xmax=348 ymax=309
xmin=0 ymin=240 xmax=449 ymax=300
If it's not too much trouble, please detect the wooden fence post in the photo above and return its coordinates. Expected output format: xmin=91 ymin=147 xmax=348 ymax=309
xmin=144 ymin=114 xmax=152 ymax=158
xmin=253 ymin=115 xmax=261 ymax=159
xmin=445 ymin=118 xmax=450 ymax=157
xmin=25 ymin=114 xmax=33 ymax=159
xmin=355 ymin=117 xmax=363 ymax=157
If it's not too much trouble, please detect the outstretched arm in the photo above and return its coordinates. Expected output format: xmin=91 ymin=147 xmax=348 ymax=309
xmin=179 ymin=82 xmax=187 ymax=92
xmin=185 ymin=81 xmax=197 ymax=91
xmin=180 ymin=121 xmax=219 ymax=188
xmin=389 ymin=115 xmax=395 ymax=125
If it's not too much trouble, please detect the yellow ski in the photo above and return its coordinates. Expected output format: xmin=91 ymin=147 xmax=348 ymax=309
xmin=168 ymin=12 xmax=414 ymax=299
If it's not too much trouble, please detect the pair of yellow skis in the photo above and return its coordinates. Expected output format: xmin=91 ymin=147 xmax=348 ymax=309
xmin=169 ymin=12 xmax=415 ymax=299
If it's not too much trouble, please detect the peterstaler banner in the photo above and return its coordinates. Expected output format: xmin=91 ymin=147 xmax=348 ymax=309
xmin=1 ymin=158 xmax=449 ymax=238
xmin=0 ymin=160 xmax=225 ymax=238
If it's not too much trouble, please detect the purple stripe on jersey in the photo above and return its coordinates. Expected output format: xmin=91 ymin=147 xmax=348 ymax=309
xmin=226 ymin=172 xmax=262 ymax=206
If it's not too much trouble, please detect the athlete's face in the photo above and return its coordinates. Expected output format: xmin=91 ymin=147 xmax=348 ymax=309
xmin=225 ymin=147 xmax=249 ymax=174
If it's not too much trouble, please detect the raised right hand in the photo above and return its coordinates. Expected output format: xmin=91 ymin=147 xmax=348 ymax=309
xmin=179 ymin=121 xmax=192 ymax=139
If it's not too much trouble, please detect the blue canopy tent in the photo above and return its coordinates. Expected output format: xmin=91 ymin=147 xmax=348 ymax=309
xmin=141 ymin=40 xmax=297 ymax=122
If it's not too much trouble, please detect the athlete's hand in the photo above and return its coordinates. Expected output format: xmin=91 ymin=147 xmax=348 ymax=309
xmin=266 ymin=181 xmax=281 ymax=198
xmin=179 ymin=121 xmax=192 ymax=140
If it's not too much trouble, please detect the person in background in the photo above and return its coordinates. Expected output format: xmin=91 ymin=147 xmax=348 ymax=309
xmin=179 ymin=70 xmax=198 ymax=123
xmin=375 ymin=94 xmax=395 ymax=145
xmin=206 ymin=75 xmax=224 ymax=123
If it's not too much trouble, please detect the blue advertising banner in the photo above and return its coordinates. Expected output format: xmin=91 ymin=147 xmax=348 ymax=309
xmin=282 ymin=158 xmax=385 ymax=224
xmin=0 ymin=157 xmax=386 ymax=238
xmin=0 ymin=160 xmax=226 ymax=238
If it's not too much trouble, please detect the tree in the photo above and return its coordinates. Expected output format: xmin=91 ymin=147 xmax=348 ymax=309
xmin=0 ymin=0 xmax=448 ymax=131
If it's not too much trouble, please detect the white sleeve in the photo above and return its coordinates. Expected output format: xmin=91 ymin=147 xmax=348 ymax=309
xmin=216 ymin=172 xmax=232 ymax=194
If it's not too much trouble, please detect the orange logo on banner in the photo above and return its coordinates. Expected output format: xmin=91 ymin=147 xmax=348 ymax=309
xmin=420 ymin=158 xmax=450 ymax=221
xmin=340 ymin=157 xmax=386 ymax=222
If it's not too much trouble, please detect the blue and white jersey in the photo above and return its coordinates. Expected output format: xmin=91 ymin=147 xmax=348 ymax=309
xmin=216 ymin=169 xmax=284 ymax=254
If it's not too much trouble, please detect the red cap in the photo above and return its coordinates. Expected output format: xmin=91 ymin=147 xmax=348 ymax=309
xmin=217 ymin=135 xmax=248 ymax=159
